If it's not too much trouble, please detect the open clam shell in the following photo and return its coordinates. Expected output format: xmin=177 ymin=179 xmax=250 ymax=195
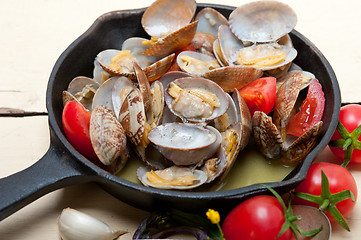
xmin=137 ymin=166 xmax=207 ymax=190
xmin=111 ymin=76 xmax=136 ymax=118
xmin=63 ymin=76 xmax=99 ymax=112
xmin=195 ymin=7 xmax=229 ymax=37
xmin=165 ymin=77 xmax=229 ymax=122
xmin=147 ymin=123 xmax=221 ymax=166
xmin=217 ymin=25 xmax=245 ymax=66
xmin=96 ymin=49 xmax=136 ymax=79
xmin=229 ymin=1 xmax=297 ymax=43
xmin=141 ymin=0 xmax=196 ymax=38
xmin=176 ymin=51 xmax=221 ymax=76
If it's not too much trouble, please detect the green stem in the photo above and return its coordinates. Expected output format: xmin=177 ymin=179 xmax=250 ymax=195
xmin=319 ymin=199 xmax=330 ymax=212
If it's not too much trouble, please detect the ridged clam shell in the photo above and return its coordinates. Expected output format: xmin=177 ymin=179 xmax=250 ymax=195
xmin=229 ymin=1 xmax=297 ymax=43
xmin=96 ymin=49 xmax=136 ymax=79
xmin=111 ymin=76 xmax=136 ymax=118
xmin=273 ymin=71 xmax=303 ymax=139
xmin=252 ymin=111 xmax=284 ymax=159
xmin=282 ymin=121 xmax=323 ymax=164
xmin=143 ymin=54 xmax=175 ymax=82
xmin=141 ymin=0 xmax=196 ymax=38
xmin=195 ymin=7 xmax=229 ymax=37
xmin=134 ymin=62 xmax=151 ymax=112
xmin=118 ymin=88 xmax=146 ymax=146
xmin=89 ymin=105 xmax=128 ymax=169
xmin=137 ymin=166 xmax=207 ymax=190
xmin=202 ymin=65 xmax=263 ymax=93
xmin=143 ymin=21 xmax=198 ymax=56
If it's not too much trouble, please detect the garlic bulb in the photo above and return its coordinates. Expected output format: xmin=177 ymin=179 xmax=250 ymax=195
xmin=58 ymin=208 xmax=127 ymax=240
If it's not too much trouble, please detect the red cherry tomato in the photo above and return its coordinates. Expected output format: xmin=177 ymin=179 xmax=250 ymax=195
xmin=62 ymin=101 xmax=97 ymax=159
xmin=329 ymin=104 xmax=361 ymax=164
xmin=222 ymin=195 xmax=293 ymax=240
xmin=238 ymin=77 xmax=276 ymax=117
xmin=293 ymin=162 xmax=357 ymax=222
xmin=167 ymin=43 xmax=196 ymax=72
xmin=287 ymin=78 xmax=325 ymax=136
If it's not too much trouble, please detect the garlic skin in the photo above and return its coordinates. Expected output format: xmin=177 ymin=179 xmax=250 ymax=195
xmin=58 ymin=208 xmax=126 ymax=240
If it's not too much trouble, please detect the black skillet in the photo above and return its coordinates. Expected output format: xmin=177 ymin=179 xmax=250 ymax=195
xmin=0 ymin=4 xmax=341 ymax=220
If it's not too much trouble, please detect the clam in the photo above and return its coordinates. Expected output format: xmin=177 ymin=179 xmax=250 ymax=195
xmin=118 ymin=88 xmax=146 ymax=146
xmin=96 ymin=49 xmax=174 ymax=82
xmin=111 ymin=76 xmax=136 ymax=118
xmin=89 ymin=105 xmax=128 ymax=174
xmin=229 ymin=1 xmax=297 ymax=43
xmin=93 ymin=60 xmax=110 ymax=84
xmin=165 ymin=77 xmax=229 ymax=122
xmin=141 ymin=0 xmax=197 ymax=56
xmin=176 ymin=51 xmax=221 ymax=76
xmin=62 ymin=76 xmax=99 ymax=112
xmin=147 ymin=123 xmax=221 ymax=166
xmin=190 ymin=32 xmax=217 ymax=56
xmin=195 ymin=7 xmax=229 ymax=37
xmin=137 ymin=166 xmax=207 ymax=190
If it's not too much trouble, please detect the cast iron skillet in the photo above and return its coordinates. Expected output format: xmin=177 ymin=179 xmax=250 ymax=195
xmin=0 ymin=4 xmax=341 ymax=220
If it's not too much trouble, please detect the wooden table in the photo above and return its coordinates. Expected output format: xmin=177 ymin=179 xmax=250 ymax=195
xmin=0 ymin=1 xmax=360 ymax=239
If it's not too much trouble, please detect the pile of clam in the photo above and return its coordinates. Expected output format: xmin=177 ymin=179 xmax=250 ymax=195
xmin=62 ymin=0 xmax=324 ymax=190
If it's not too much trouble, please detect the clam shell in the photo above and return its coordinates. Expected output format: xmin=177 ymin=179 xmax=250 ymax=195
xmin=143 ymin=21 xmax=198 ymax=56
xmin=195 ymin=7 xmax=229 ymax=37
xmin=141 ymin=0 xmax=196 ymax=38
xmin=92 ymin=77 xmax=120 ymax=113
xmin=212 ymin=93 xmax=238 ymax=132
xmin=147 ymin=81 xmax=165 ymax=128
xmin=93 ymin=60 xmax=110 ymax=84
xmin=111 ymin=76 xmax=136 ymax=118
xmin=165 ymin=77 xmax=229 ymax=122
xmin=252 ymin=111 xmax=284 ymax=159
xmin=213 ymin=39 xmax=227 ymax=67
xmin=273 ymin=71 xmax=303 ymax=139
xmin=137 ymin=166 xmax=207 ymax=190
xmin=159 ymin=71 xmax=192 ymax=91
xmin=147 ymin=123 xmax=220 ymax=166
xmin=202 ymin=65 xmax=263 ymax=93
xmin=89 ymin=105 xmax=128 ymax=171
xmin=229 ymin=1 xmax=297 ymax=43
xmin=234 ymin=43 xmax=297 ymax=71
xmin=96 ymin=49 xmax=136 ymax=79
xmin=232 ymin=89 xmax=252 ymax=150
xmin=176 ymin=51 xmax=220 ymax=76
xmin=217 ymin=25 xmax=245 ymax=66
xmin=142 ymin=53 xmax=175 ymax=82
xmin=66 ymin=76 xmax=99 ymax=112
xmin=134 ymin=62 xmax=151 ymax=112
xmin=122 ymin=37 xmax=163 ymax=68
xmin=190 ymin=31 xmax=217 ymax=55
xmin=282 ymin=121 xmax=323 ymax=164
xmin=118 ymin=88 xmax=146 ymax=146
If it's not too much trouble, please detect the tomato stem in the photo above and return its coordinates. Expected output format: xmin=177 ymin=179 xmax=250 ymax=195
xmin=295 ymin=170 xmax=354 ymax=231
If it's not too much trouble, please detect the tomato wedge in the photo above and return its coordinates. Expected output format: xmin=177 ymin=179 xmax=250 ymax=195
xmin=238 ymin=77 xmax=276 ymax=117
xmin=62 ymin=101 xmax=97 ymax=159
xmin=287 ymin=78 xmax=325 ymax=136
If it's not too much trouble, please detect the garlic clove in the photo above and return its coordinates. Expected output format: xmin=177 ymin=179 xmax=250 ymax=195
xmin=58 ymin=208 xmax=127 ymax=240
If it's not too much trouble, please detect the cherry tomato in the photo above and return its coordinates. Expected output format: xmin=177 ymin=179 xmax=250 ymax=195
xmin=329 ymin=104 xmax=361 ymax=164
xmin=167 ymin=43 xmax=196 ymax=72
xmin=238 ymin=77 xmax=276 ymax=117
xmin=293 ymin=162 xmax=357 ymax=223
xmin=62 ymin=101 xmax=97 ymax=159
xmin=287 ymin=78 xmax=325 ymax=136
xmin=222 ymin=195 xmax=293 ymax=240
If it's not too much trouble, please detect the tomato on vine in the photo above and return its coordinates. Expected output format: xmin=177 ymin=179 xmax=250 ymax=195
xmin=293 ymin=162 xmax=357 ymax=231
xmin=329 ymin=104 xmax=361 ymax=166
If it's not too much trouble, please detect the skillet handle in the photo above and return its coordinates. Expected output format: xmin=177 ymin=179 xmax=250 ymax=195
xmin=0 ymin=143 xmax=96 ymax=221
